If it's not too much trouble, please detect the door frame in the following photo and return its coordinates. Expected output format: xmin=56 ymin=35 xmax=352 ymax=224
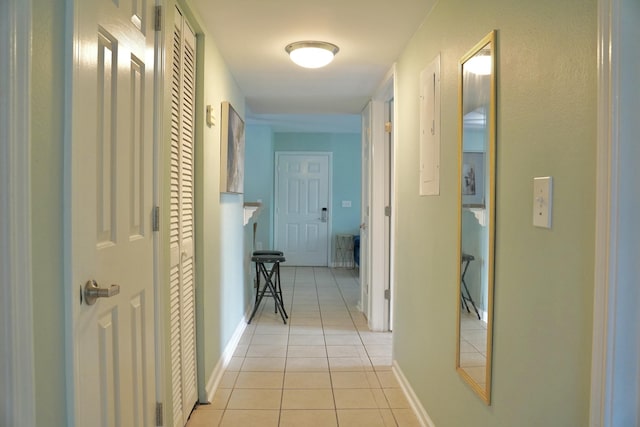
xmin=274 ymin=151 xmax=333 ymax=266
xmin=360 ymin=103 xmax=372 ymax=318
xmin=590 ymin=0 xmax=640 ymax=424
xmin=0 ymin=0 xmax=36 ymax=425
xmin=153 ymin=0 xmax=168 ymax=422
xmin=366 ymin=66 xmax=396 ymax=332
xmin=383 ymin=97 xmax=395 ymax=331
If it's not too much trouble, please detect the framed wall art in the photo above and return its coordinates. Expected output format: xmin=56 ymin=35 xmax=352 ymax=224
xmin=220 ymin=101 xmax=245 ymax=194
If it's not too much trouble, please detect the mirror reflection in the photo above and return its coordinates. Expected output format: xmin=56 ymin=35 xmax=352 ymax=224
xmin=456 ymin=30 xmax=496 ymax=404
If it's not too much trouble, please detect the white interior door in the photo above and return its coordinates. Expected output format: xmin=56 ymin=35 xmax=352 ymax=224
xmin=168 ymin=6 xmax=198 ymax=427
xmin=67 ymin=0 xmax=157 ymax=425
xmin=275 ymin=152 xmax=331 ymax=266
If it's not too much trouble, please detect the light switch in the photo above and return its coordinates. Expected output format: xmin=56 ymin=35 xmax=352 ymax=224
xmin=341 ymin=200 xmax=352 ymax=208
xmin=533 ymin=176 xmax=553 ymax=228
xmin=206 ymin=105 xmax=216 ymax=127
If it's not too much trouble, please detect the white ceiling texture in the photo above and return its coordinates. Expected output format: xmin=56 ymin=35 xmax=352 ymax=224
xmin=190 ymin=0 xmax=436 ymax=132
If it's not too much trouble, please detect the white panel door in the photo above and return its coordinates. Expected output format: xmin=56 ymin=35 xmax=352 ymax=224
xmin=67 ymin=0 xmax=157 ymax=425
xmin=275 ymin=153 xmax=330 ymax=266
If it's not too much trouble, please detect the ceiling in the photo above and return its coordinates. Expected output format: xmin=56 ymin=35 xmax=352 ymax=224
xmin=190 ymin=0 xmax=436 ymax=131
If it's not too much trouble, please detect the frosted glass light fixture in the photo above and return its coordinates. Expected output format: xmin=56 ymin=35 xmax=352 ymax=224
xmin=285 ymin=41 xmax=339 ymax=69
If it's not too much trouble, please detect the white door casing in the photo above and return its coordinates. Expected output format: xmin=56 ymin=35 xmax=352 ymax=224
xmin=0 ymin=0 xmax=36 ymax=425
xmin=368 ymin=99 xmax=388 ymax=332
xmin=66 ymin=0 xmax=157 ymax=425
xmin=360 ymin=104 xmax=372 ymax=319
xmin=275 ymin=152 xmax=331 ymax=266
xmin=384 ymin=98 xmax=394 ymax=331
xmin=366 ymin=66 xmax=396 ymax=332
xmin=591 ymin=0 xmax=640 ymax=425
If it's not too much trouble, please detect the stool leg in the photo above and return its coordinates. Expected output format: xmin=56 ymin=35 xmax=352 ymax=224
xmin=248 ymin=263 xmax=269 ymax=324
xmin=274 ymin=262 xmax=287 ymax=319
xmin=264 ymin=263 xmax=287 ymax=322
xmin=461 ymin=278 xmax=481 ymax=320
xmin=254 ymin=261 xmax=260 ymax=304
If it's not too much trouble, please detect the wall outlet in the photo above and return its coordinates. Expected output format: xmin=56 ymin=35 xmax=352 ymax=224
xmin=341 ymin=200 xmax=352 ymax=208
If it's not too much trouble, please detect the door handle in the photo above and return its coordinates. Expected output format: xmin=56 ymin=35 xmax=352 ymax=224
xmin=83 ymin=280 xmax=120 ymax=305
xmin=320 ymin=207 xmax=328 ymax=222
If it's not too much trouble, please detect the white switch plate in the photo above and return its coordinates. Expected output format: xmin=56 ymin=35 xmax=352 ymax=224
xmin=533 ymin=176 xmax=553 ymax=228
xmin=341 ymin=200 xmax=352 ymax=208
xmin=206 ymin=105 xmax=216 ymax=127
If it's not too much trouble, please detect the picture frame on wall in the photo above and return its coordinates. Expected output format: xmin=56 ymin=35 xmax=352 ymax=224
xmin=462 ymin=151 xmax=485 ymax=208
xmin=220 ymin=101 xmax=245 ymax=194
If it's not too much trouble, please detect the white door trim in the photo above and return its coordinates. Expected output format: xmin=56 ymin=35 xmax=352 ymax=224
xmin=367 ymin=66 xmax=396 ymax=332
xmin=0 ymin=0 xmax=36 ymax=425
xmin=590 ymin=0 xmax=640 ymax=425
xmin=359 ymin=103 xmax=372 ymax=316
xmin=590 ymin=0 xmax=615 ymax=422
xmin=153 ymin=0 xmax=167 ymax=421
xmin=274 ymin=151 xmax=333 ymax=266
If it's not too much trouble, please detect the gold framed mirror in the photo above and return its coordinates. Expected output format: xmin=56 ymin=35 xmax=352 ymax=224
xmin=456 ymin=30 xmax=496 ymax=404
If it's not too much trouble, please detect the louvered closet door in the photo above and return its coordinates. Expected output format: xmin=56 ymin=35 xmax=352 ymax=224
xmin=169 ymin=6 xmax=197 ymax=427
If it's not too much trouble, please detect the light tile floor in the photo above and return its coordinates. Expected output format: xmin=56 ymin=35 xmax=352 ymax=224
xmin=185 ymin=266 xmax=421 ymax=427
xmin=459 ymin=309 xmax=488 ymax=388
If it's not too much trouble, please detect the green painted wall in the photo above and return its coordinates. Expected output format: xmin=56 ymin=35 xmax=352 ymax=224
xmin=180 ymin=0 xmax=248 ymax=411
xmin=31 ymin=0 xmax=66 ymax=425
xmin=245 ymin=125 xmax=275 ymax=250
xmin=393 ymin=0 xmax=596 ymax=425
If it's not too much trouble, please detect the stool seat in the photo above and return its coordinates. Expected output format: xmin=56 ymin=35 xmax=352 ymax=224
xmin=248 ymin=253 xmax=288 ymax=324
xmin=251 ymin=254 xmax=285 ymax=264
xmin=253 ymin=250 xmax=284 ymax=256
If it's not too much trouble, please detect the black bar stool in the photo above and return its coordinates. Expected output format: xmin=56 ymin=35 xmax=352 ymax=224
xmin=252 ymin=250 xmax=284 ymax=314
xmin=461 ymin=253 xmax=481 ymax=320
xmin=248 ymin=252 xmax=288 ymax=324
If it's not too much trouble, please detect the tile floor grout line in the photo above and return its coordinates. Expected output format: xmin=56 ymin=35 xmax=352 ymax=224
xmin=329 ymin=267 xmax=372 ymax=366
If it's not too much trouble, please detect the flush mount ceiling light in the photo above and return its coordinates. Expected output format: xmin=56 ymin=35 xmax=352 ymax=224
xmin=285 ymin=41 xmax=339 ymax=69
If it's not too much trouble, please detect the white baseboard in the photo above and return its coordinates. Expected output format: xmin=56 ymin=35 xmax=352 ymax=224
xmin=205 ymin=306 xmax=252 ymax=402
xmin=392 ymin=360 xmax=436 ymax=427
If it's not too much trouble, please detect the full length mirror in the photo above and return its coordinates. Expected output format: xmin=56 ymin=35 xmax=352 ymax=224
xmin=456 ymin=30 xmax=496 ymax=404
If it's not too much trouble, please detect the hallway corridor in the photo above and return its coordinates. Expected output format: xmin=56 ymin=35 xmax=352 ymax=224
xmin=185 ymin=267 xmax=420 ymax=426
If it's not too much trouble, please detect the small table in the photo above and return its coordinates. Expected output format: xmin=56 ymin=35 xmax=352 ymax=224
xmin=461 ymin=253 xmax=481 ymax=320
xmin=248 ymin=253 xmax=288 ymax=324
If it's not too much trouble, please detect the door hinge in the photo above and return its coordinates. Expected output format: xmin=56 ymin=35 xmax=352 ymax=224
xmin=152 ymin=206 xmax=160 ymax=231
xmin=384 ymin=121 xmax=392 ymax=133
xmin=154 ymin=6 xmax=162 ymax=31
xmin=384 ymin=289 xmax=390 ymax=300
xmin=384 ymin=206 xmax=391 ymax=217
xmin=155 ymin=402 xmax=163 ymax=426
